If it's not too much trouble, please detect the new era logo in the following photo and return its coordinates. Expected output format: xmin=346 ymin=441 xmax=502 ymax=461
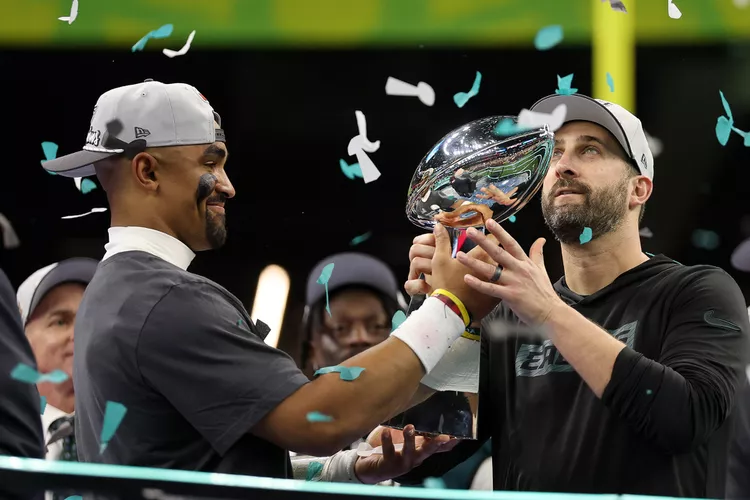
xmin=641 ymin=154 xmax=647 ymax=169
xmin=134 ymin=127 xmax=151 ymax=139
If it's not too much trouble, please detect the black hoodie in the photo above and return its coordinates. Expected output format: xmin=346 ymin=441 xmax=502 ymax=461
xmin=399 ymin=255 xmax=750 ymax=498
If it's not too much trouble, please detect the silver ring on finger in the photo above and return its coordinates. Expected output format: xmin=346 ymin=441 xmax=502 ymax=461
xmin=489 ymin=265 xmax=503 ymax=283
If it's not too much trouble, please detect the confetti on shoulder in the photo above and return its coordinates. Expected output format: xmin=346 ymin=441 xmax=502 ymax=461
xmin=100 ymin=401 xmax=127 ymax=454
xmin=62 ymin=207 xmax=107 ymax=219
xmin=391 ymin=310 xmax=407 ymax=331
xmin=163 ymin=30 xmax=196 ymax=58
xmin=306 ymin=411 xmax=334 ymax=423
xmin=314 ymin=365 xmax=365 ymax=381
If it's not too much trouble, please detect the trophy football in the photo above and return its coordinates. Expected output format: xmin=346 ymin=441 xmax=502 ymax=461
xmin=385 ymin=116 xmax=554 ymax=439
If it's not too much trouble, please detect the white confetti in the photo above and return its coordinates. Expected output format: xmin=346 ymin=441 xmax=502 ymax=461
xmin=0 ymin=213 xmax=20 ymax=249
xmin=163 ymin=30 xmax=196 ymax=58
xmin=58 ymin=0 xmax=78 ymax=24
xmin=517 ymin=103 xmax=568 ymax=132
xmin=385 ymin=77 xmax=435 ymax=106
xmin=354 ymin=111 xmax=380 ymax=153
xmin=668 ymin=0 xmax=682 ymax=19
xmin=61 ymin=207 xmax=108 ymax=220
xmin=347 ymin=136 xmax=381 ymax=184
xmin=639 ymin=227 xmax=653 ymax=238
xmin=644 ymin=130 xmax=663 ymax=158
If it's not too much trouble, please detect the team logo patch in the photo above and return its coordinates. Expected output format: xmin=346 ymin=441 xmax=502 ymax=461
xmin=86 ymin=126 xmax=101 ymax=147
xmin=134 ymin=126 xmax=151 ymax=139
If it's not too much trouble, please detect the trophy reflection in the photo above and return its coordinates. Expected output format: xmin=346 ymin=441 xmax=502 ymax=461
xmin=385 ymin=116 xmax=554 ymax=439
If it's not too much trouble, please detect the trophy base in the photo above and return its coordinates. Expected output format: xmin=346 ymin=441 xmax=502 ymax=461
xmin=384 ymin=391 xmax=478 ymax=440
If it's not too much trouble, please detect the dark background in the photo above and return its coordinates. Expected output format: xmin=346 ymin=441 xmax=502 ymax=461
xmin=1 ymin=44 xmax=749 ymax=360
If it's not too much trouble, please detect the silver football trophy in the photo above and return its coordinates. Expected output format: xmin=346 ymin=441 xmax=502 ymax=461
xmin=385 ymin=116 xmax=554 ymax=439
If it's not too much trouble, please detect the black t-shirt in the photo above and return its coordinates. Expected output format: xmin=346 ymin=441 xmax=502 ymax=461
xmin=73 ymin=251 xmax=309 ymax=477
xmin=399 ymin=255 xmax=750 ymax=498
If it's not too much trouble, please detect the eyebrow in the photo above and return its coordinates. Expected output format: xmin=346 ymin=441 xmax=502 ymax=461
xmin=202 ymin=144 xmax=227 ymax=159
xmin=554 ymin=135 xmax=610 ymax=150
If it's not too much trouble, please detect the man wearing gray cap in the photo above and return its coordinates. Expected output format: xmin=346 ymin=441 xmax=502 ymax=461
xmin=41 ymin=80 xmax=499 ymax=479
xmin=300 ymin=253 xmax=405 ymax=374
xmin=17 ymin=258 xmax=98 ymax=462
xmin=364 ymin=94 xmax=750 ymax=497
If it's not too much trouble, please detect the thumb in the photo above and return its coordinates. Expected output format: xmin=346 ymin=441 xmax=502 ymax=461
xmin=529 ymin=238 xmax=547 ymax=269
xmin=433 ymin=223 xmax=451 ymax=259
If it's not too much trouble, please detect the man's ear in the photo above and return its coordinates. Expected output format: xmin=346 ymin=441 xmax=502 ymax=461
xmin=131 ymin=152 xmax=159 ymax=190
xmin=629 ymin=175 xmax=652 ymax=211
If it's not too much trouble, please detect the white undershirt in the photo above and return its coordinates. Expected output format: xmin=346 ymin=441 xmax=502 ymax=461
xmin=102 ymin=226 xmax=195 ymax=271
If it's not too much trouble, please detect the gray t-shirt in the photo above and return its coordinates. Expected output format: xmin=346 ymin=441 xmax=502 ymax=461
xmin=74 ymin=251 xmax=309 ymax=477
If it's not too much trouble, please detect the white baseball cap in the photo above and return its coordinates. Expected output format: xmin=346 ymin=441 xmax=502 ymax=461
xmin=17 ymin=258 xmax=98 ymax=325
xmin=42 ymin=79 xmax=225 ymax=178
xmin=530 ymin=94 xmax=654 ymax=180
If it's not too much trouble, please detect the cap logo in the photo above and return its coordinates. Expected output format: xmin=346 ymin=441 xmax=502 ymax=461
xmin=86 ymin=126 xmax=101 ymax=147
xmin=640 ymin=153 xmax=647 ymax=169
xmin=134 ymin=126 xmax=151 ymax=139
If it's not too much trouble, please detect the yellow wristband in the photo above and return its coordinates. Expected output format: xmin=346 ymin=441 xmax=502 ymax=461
xmin=431 ymin=288 xmax=471 ymax=327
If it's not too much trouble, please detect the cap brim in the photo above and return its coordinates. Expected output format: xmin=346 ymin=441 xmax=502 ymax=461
xmin=42 ymin=149 xmax=120 ymax=178
xmin=530 ymin=94 xmax=634 ymax=160
xmin=27 ymin=258 xmax=98 ymax=323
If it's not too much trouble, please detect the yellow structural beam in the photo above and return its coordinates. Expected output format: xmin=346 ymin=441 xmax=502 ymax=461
xmin=592 ymin=0 xmax=636 ymax=112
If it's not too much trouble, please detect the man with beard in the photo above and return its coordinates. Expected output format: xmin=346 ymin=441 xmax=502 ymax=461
xmin=358 ymin=94 xmax=750 ymax=497
xmin=41 ymin=80 xmax=498 ymax=480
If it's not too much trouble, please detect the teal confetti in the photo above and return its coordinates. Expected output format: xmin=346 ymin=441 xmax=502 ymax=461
xmin=453 ymin=71 xmax=482 ymax=108
xmin=534 ymin=25 xmax=564 ymax=50
xmin=237 ymin=319 xmax=243 ymax=326
xmin=423 ymin=477 xmax=447 ymax=489
xmin=40 ymin=396 xmax=47 ymax=415
xmin=391 ymin=310 xmax=407 ymax=331
xmin=64 ymin=497 xmax=82 ymax=500
xmin=716 ymin=116 xmax=733 ymax=146
xmin=314 ymin=365 xmax=365 ymax=381
xmin=720 ymin=90 xmax=733 ymax=122
xmin=339 ymin=159 xmax=363 ymax=180
xmin=494 ymin=118 xmax=528 ymax=137
xmin=306 ymin=461 xmax=324 ymax=481
xmin=100 ymin=401 xmax=127 ymax=454
xmin=555 ymin=74 xmax=577 ymax=95
xmin=81 ymin=178 xmax=97 ymax=194
xmin=131 ymin=24 xmax=174 ymax=52
xmin=316 ymin=263 xmax=335 ymax=317
xmin=349 ymin=231 xmax=372 ymax=246
xmin=606 ymin=72 xmax=615 ymax=92
xmin=579 ymin=227 xmax=593 ymax=245
xmin=306 ymin=411 xmax=334 ymax=423
xmin=691 ymin=229 xmax=720 ymax=251
xmin=646 ymin=389 xmax=653 ymax=395
xmin=11 ymin=363 xmax=69 ymax=384
xmin=508 ymin=215 xmax=517 ymax=223
xmin=41 ymin=142 xmax=59 ymax=173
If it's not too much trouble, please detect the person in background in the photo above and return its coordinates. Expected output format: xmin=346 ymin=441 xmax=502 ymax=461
xmin=16 ymin=258 xmax=98 ymax=462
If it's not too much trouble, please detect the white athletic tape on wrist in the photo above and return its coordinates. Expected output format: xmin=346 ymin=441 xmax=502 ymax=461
xmin=391 ymin=296 xmax=466 ymax=373
xmin=421 ymin=335 xmax=480 ymax=392
xmin=321 ymin=449 xmax=361 ymax=483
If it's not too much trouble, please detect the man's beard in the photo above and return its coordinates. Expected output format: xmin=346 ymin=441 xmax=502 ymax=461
xmin=206 ymin=212 xmax=227 ymax=249
xmin=541 ymin=177 xmax=629 ymax=244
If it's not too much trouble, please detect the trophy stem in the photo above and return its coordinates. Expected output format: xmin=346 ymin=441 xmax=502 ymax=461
xmin=446 ymin=226 xmax=485 ymax=258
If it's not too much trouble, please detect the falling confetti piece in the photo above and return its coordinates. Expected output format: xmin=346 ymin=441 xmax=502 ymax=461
xmin=306 ymin=411 xmax=334 ymax=423
xmin=691 ymin=229 xmax=720 ymax=251
xmin=347 ymin=111 xmax=381 ymax=184
xmin=306 ymin=461 xmax=324 ymax=481
xmin=720 ymin=90 xmax=734 ymax=122
xmin=58 ymin=0 xmax=78 ymax=23
xmin=453 ymin=71 xmax=482 ymax=108
xmin=493 ymin=118 xmax=529 ymax=137
xmin=508 ymin=215 xmax=517 ymax=223
xmin=555 ymin=74 xmax=578 ymax=96
xmin=132 ymin=24 xmax=174 ymax=52
xmin=579 ymin=227 xmax=593 ymax=245
xmin=601 ymin=0 xmax=628 ymax=13
xmin=163 ymin=30 xmax=196 ymax=58
xmin=644 ymin=131 xmax=663 ymax=157
xmin=354 ymin=111 xmax=380 ymax=153
xmin=534 ymin=25 xmax=564 ymax=50
xmin=314 ymin=365 xmax=366 ymax=381
xmin=100 ymin=401 xmax=127 ymax=454
xmin=316 ymin=263 xmax=335 ymax=316
xmin=424 ymin=477 xmax=447 ymax=489
xmin=668 ymin=0 xmax=682 ymax=19
xmin=40 ymin=396 xmax=47 ymax=415
xmin=0 ymin=213 xmax=20 ymax=249
xmin=74 ymin=177 xmax=97 ymax=194
xmin=61 ymin=207 xmax=108 ymax=220
xmin=11 ymin=363 xmax=69 ymax=384
xmin=64 ymin=497 xmax=83 ymax=500
xmin=606 ymin=72 xmax=615 ymax=92
xmin=339 ymin=159 xmax=363 ymax=180
xmin=385 ymin=77 xmax=435 ymax=106
xmin=41 ymin=141 xmax=58 ymax=166
xmin=639 ymin=227 xmax=653 ymax=238
xmin=391 ymin=310 xmax=407 ymax=331
xmin=646 ymin=389 xmax=653 ymax=395
xmin=350 ymin=231 xmax=372 ymax=246
xmin=517 ymin=104 xmax=568 ymax=132
xmin=716 ymin=116 xmax=733 ymax=146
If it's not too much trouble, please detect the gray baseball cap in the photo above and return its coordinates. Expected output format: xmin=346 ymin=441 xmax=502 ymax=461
xmin=305 ymin=253 xmax=401 ymax=307
xmin=41 ymin=79 xmax=225 ymax=178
